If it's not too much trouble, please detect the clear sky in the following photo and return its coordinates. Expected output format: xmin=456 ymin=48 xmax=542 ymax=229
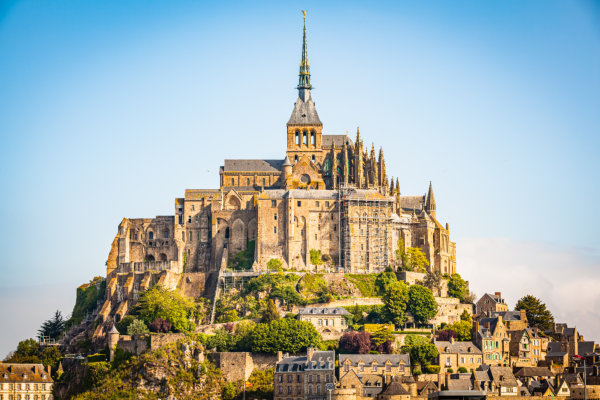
xmin=0 ymin=0 xmax=599 ymax=357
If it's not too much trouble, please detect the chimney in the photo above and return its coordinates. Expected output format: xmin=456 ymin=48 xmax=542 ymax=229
xmin=46 ymin=365 xmax=51 ymax=375
xmin=520 ymin=309 xmax=527 ymax=322
xmin=495 ymin=292 xmax=501 ymax=298
xmin=277 ymin=351 xmax=283 ymax=362
xmin=308 ymin=347 xmax=315 ymax=360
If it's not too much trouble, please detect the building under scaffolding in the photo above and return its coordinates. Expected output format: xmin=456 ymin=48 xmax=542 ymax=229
xmin=338 ymin=187 xmax=395 ymax=273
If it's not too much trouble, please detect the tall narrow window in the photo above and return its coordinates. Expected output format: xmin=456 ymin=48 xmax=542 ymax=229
xmin=263 ymin=178 xmax=266 ymax=186
xmin=303 ymin=130 xmax=308 ymax=145
xmin=149 ymin=231 xmax=154 ymax=240
xmin=247 ymin=178 xmax=250 ymax=186
xmin=296 ymin=130 xmax=301 ymax=145
xmin=231 ymin=178 xmax=234 ymax=185
xmin=311 ymin=130 xmax=316 ymax=146
xmin=294 ymin=155 xmax=298 ymax=162
xmin=312 ymin=155 xmax=315 ymax=162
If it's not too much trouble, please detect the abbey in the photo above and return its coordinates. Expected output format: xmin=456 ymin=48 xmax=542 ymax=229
xmin=105 ymin=17 xmax=455 ymax=285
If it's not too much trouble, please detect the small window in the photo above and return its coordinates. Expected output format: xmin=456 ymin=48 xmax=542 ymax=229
xmin=274 ymin=214 xmax=277 ymax=220
xmin=316 ymin=201 xmax=320 ymax=207
xmin=274 ymin=226 xmax=277 ymax=234
xmin=312 ymin=155 xmax=315 ymax=162
xmin=334 ymin=224 xmax=337 ymax=231
xmin=247 ymin=178 xmax=250 ymax=186
xmin=231 ymin=178 xmax=234 ymax=185
xmin=188 ymin=216 xmax=191 ymax=223
xmin=195 ymin=215 xmax=199 ymax=223
xmin=263 ymin=178 xmax=266 ymax=186
xmin=271 ymin=200 xmax=276 ymax=207
xmin=297 ymin=201 xmax=301 ymax=207
xmin=325 ymin=201 xmax=329 ymax=207
xmin=148 ymin=231 xmax=154 ymax=240
xmin=294 ymin=155 xmax=298 ymax=162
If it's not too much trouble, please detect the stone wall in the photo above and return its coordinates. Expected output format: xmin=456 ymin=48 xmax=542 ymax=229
xmin=150 ymin=333 xmax=186 ymax=350
xmin=209 ymin=352 xmax=280 ymax=382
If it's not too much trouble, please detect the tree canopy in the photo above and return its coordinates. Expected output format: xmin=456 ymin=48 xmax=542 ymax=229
xmin=382 ymin=281 xmax=409 ymax=327
xmin=447 ymin=273 xmax=474 ymax=303
xmin=374 ymin=268 xmax=398 ymax=295
xmin=423 ymin=270 xmax=442 ymax=296
xmin=407 ymin=285 xmax=438 ymax=325
xmin=250 ymin=318 xmax=320 ymax=354
xmin=261 ymin=299 xmax=280 ymax=323
xmin=38 ymin=310 xmax=65 ymax=340
xmin=134 ymin=286 xmax=197 ymax=332
xmin=515 ymin=295 xmax=555 ymax=331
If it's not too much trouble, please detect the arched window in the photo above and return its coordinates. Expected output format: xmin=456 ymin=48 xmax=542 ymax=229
xmin=303 ymin=130 xmax=308 ymax=145
xmin=295 ymin=130 xmax=300 ymax=145
xmin=163 ymin=229 xmax=169 ymax=238
xmin=225 ymin=227 xmax=230 ymax=239
xmin=295 ymin=155 xmax=298 ymax=162
xmin=148 ymin=231 xmax=154 ymax=240
xmin=312 ymin=155 xmax=316 ymax=162
xmin=311 ymin=130 xmax=316 ymax=146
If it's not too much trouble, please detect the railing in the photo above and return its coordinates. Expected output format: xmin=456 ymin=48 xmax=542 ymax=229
xmin=116 ymin=261 xmax=178 ymax=274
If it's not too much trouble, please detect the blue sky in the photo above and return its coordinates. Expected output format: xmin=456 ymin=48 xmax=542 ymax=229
xmin=0 ymin=1 xmax=599 ymax=356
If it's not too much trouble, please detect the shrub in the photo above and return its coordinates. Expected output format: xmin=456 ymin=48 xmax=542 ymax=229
xmin=458 ymin=367 xmax=468 ymax=373
xmin=266 ymin=258 xmax=283 ymax=271
xmin=339 ymin=331 xmax=372 ymax=354
xmin=251 ymin=319 xmax=320 ymax=354
xmin=446 ymin=368 xmax=454 ymax=373
xmin=86 ymin=353 xmax=107 ymax=363
xmin=134 ymin=286 xmax=196 ymax=332
xmin=116 ymin=315 xmax=136 ymax=335
xmin=424 ymin=364 xmax=441 ymax=374
xmin=126 ymin=319 xmax=149 ymax=336
xmin=149 ymin=318 xmax=171 ymax=333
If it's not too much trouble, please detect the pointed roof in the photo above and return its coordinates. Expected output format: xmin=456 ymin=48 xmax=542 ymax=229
xmin=282 ymin=156 xmax=292 ymax=167
xmin=109 ymin=324 xmax=119 ymax=334
xmin=288 ymin=12 xmax=321 ymax=126
xmin=425 ymin=181 xmax=436 ymax=211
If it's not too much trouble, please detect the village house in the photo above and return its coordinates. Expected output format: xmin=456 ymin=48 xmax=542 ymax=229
xmin=475 ymin=293 xmax=508 ymax=316
xmin=434 ymin=338 xmax=483 ymax=374
xmin=472 ymin=365 xmax=519 ymax=396
xmin=339 ymin=354 xmax=411 ymax=381
xmin=0 ymin=363 xmax=54 ymax=400
xmin=472 ymin=316 xmax=511 ymax=366
xmin=296 ymin=307 xmax=350 ymax=336
xmin=274 ymin=348 xmax=335 ymax=400
xmin=508 ymin=328 xmax=547 ymax=367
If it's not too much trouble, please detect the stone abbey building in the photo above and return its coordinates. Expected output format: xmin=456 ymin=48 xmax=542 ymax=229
xmin=105 ymin=17 xmax=456 ymax=290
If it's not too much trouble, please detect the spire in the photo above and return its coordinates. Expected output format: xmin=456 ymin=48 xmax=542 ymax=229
xmin=390 ymin=176 xmax=395 ymax=193
xmin=425 ymin=181 xmax=436 ymax=218
xmin=298 ymin=10 xmax=312 ymax=91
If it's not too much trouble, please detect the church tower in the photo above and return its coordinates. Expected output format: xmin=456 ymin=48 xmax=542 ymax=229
xmin=286 ymin=11 xmax=324 ymax=166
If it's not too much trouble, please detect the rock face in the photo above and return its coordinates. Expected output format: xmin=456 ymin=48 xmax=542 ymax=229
xmin=57 ymin=338 xmax=222 ymax=400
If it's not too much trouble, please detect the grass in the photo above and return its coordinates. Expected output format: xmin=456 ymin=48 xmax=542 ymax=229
xmin=347 ymin=274 xmax=378 ymax=297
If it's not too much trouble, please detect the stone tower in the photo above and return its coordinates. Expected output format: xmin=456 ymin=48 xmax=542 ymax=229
xmin=286 ymin=12 xmax=323 ymax=166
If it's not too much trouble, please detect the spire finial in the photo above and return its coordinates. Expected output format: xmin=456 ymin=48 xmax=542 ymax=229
xmin=298 ymin=10 xmax=312 ymax=91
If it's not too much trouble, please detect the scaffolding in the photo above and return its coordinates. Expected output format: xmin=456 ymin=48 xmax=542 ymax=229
xmin=338 ymin=186 xmax=394 ymax=273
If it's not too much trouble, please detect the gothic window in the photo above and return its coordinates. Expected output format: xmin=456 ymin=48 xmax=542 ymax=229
xmin=300 ymin=174 xmax=310 ymax=184
xmin=323 ymin=158 xmax=331 ymax=175
xmin=148 ymin=231 xmax=154 ymax=240
xmin=274 ymin=226 xmax=277 ymax=234
xmin=163 ymin=229 xmax=169 ymax=238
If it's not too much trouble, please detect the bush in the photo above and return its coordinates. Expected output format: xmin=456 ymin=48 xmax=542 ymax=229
xmin=424 ymin=364 xmax=441 ymax=374
xmin=458 ymin=367 xmax=468 ymax=373
xmin=149 ymin=318 xmax=171 ymax=333
xmin=126 ymin=319 xmax=149 ymax=336
xmin=86 ymin=353 xmax=107 ymax=363
xmin=228 ymin=240 xmax=255 ymax=271
xmin=339 ymin=331 xmax=372 ymax=354
xmin=266 ymin=258 xmax=283 ymax=271
xmin=446 ymin=368 xmax=454 ymax=373
xmin=116 ymin=315 xmax=136 ymax=335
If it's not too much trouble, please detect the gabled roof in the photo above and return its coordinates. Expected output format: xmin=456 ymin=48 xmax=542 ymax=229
xmin=577 ymin=341 xmax=595 ymax=356
xmin=322 ymin=134 xmax=352 ymax=147
xmin=298 ymin=307 xmax=350 ymax=316
xmin=435 ymin=340 xmax=482 ymax=355
xmin=489 ymin=367 xmax=518 ymax=387
xmin=340 ymin=353 xmax=410 ymax=367
xmin=381 ymin=380 xmax=410 ymax=396
xmin=514 ymin=367 xmax=555 ymax=378
xmin=222 ymin=159 xmax=284 ymax=172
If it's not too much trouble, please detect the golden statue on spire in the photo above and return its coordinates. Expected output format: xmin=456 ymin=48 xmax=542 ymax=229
xmin=302 ymin=10 xmax=307 ymax=20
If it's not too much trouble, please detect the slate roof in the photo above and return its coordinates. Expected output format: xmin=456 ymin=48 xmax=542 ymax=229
xmin=322 ymin=134 xmax=353 ymax=147
xmin=436 ymin=340 xmax=482 ymax=355
xmin=578 ymin=341 xmax=596 ymax=355
xmin=494 ymin=310 xmax=523 ymax=321
xmin=0 ymin=364 xmax=53 ymax=383
xmin=381 ymin=380 xmax=410 ymax=396
xmin=340 ymin=354 xmax=410 ymax=367
xmin=276 ymin=350 xmax=335 ymax=372
xmin=284 ymin=189 xmax=338 ymax=199
xmin=447 ymin=374 xmax=473 ymax=391
xmin=288 ymin=94 xmax=322 ymax=125
xmin=547 ymin=342 xmax=567 ymax=357
xmin=401 ymin=195 xmax=425 ymax=211
xmin=298 ymin=307 xmax=350 ymax=316
xmin=514 ymin=367 xmax=555 ymax=378
xmin=489 ymin=367 xmax=518 ymax=387
xmin=222 ymin=159 xmax=284 ymax=172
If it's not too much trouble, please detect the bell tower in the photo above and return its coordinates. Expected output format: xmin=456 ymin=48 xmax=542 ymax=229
xmin=286 ymin=11 xmax=324 ymax=166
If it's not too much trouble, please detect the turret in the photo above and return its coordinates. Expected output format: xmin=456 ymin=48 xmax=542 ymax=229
xmin=282 ymin=156 xmax=292 ymax=184
xmin=108 ymin=324 xmax=120 ymax=361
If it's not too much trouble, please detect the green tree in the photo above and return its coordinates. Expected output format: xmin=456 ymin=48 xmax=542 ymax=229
xmin=134 ymin=286 xmax=197 ymax=332
xmin=309 ymin=249 xmax=323 ymax=268
xmin=126 ymin=319 xmax=149 ymax=336
xmin=375 ymin=268 xmax=398 ymax=295
xmin=266 ymin=258 xmax=283 ymax=272
xmin=445 ymin=320 xmax=472 ymax=341
xmin=406 ymin=343 xmax=438 ymax=370
xmin=116 ymin=315 xmax=136 ymax=334
xmin=405 ymin=247 xmax=429 ymax=272
xmin=423 ymin=270 xmax=442 ymax=296
xmin=395 ymin=238 xmax=409 ymax=270
xmin=448 ymin=273 xmax=471 ymax=302
xmin=250 ymin=318 xmax=320 ymax=354
xmin=407 ymin=285 xmax=438 ymax=325
xmin=261 ymin=299 xmax=280 ymax=323
xmin=460 ymin=309 xmax=472 ymax=323
xmin=38 ymin=310 xmax=65 ymax=340
xmin=515 ymin=295 xmax=555 ymax=331
xmin=382 ymin=281 xmax=409 ymax=327
xmin=404 ymin=334 xmax=428 ymax=347
xmin=4 ymin=339 xmax=41 ymax=364
xmin=233 ymin=320 xmax=256 ymax=352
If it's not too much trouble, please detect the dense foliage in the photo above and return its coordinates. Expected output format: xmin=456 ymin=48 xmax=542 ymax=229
xmin=126 ymin=319 xmax=149 ymax=336
xmin=4 ymin=339 xmax=62 ymax=372
xmin=407 ymin=285 xmax=438 ymax=324
xmin=261 ymin=299 xmax=280 ymax=323
xmin=447 ymin=273 xmax=473 ymax=303
xmin=382 ymin=281 xmax=409 ymax=326
xmin=69 ymin=277 xmax=106 ymax=326
xmin=228 ymin=241 xmax=255 ymax=271
xmin=516 ymin=295 xmax=555 ymax=331
xmin=423 ymin=270 xmax=442 ymax=296
xmin=134 ymin=286 xmax=197 ymax=332
xmin=250 ymin=318 xmax=320 ymax=354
